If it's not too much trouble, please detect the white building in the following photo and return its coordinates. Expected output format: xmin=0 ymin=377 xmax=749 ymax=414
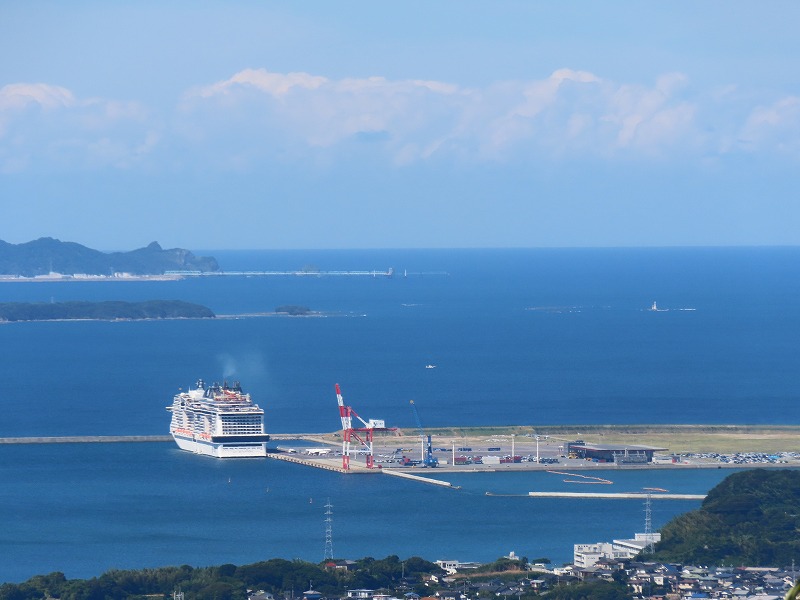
xmin=574 ymin=532 xmax=661 ymax=566
xmin=347 ymin=590 xmax=375 ymax=599
xmin=612 ymin=532 xmax=661 ymax=558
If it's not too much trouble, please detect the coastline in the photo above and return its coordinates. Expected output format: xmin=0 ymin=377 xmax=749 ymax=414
xmin=2 ymin=425 xmax=796 ymax=464
xmin=320 ymin=424 xmax=800 ymax=470
xmin=0 ymin=274 xmax=185 ymax=282
xmin=225 ymin=424 xmax=800 ymax=470
xmin=0 ymin=311 xmax=341 ymax=324
xmin=5 ymin=425 xmax=799 ymax=468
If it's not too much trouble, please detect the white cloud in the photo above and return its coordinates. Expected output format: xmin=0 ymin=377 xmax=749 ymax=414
xmin=551 ymin=68 xmax=601 ymax=84
xmin=0 ymin=83 xmax=154 ymax=171
xmin=0 ymin=83 xmax=75 ymax=143
xmin=0 ymin=83 xmax=75 ymax=111
xmin=181 ymin=68 xmax=469 ymax=153
xmin=3 ymin=68 xmax=800 ymax=173
xmin=193 ymin=68 xmax=327 ymax=98
xmin=738 ymin=97 xmax=800 ymax=154
xmin=602 ymin=74 xmax=696 ymax=152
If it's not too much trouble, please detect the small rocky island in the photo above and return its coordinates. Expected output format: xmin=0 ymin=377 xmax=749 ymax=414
xmin=275 ymin=305 xmax=312 ymax=316
xmin=0 ymin=300 xmax=215 ymax=322
xmin=0 ymin=238 xmax=219 ymax=277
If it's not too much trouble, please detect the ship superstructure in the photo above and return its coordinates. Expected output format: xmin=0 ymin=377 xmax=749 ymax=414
xmin=167 ymin=379 xmax=269 ymax=457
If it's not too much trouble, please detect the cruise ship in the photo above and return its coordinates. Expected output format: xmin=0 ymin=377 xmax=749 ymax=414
xmin=167 ymin=379 xmax=269 ymax=457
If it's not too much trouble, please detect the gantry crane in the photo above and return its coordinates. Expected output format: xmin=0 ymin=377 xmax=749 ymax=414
xmin=409 ymin=399 xmax=438 ymax=467
xmin=335 ymin=383 xmax=394 ymax=471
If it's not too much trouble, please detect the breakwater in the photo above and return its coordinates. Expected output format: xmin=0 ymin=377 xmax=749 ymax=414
xmin=0 ymin=434 xmax=329 ymax=444
xmin=527 ymin=491 xmax=706 ymax=500
xmin=166 ymin=269 xmax=449 ymax=278
xmin=0 ymin=436 xmax=172 ymax=444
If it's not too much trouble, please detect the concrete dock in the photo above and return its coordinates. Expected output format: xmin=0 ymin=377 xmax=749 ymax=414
xmin=382 ymin=469 xmax=459 ymax=488
xmin=265 ymin=452 xmax=357 ymax=474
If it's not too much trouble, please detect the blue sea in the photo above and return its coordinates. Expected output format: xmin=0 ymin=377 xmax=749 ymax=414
xmin=1 ymin=247 xmax=798 ymax=583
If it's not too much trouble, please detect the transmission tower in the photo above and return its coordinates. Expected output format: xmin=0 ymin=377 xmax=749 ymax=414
xmin=643 ymin=491 xmax=654 ymax=554
xmin=324 ymin=498 xmax=334 ymax=560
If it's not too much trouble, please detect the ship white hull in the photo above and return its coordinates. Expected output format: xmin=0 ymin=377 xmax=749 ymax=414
xmin=172 ymin=433 xmax=267 ymax=458
xmin=167 ymin=380 xmax=268 ymax=459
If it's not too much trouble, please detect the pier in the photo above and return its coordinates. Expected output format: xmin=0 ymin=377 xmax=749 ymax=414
xmin=265 ymin=452 xmax=355 ymax=474
xmin=382 ymin=469 xmax=459 ymax=488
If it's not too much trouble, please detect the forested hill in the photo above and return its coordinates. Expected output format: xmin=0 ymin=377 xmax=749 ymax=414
xmin=0 ymin=300 xmax=215 ymax=322
xmin=0 ymin=555 xmax=443 ymax=599
xmin=0 ymin=238 xmax=219 ymax=276
xmin=651 ymin=469 xmax=800 ymax=566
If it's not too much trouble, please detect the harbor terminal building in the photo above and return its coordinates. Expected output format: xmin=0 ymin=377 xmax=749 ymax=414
xmin=565 ymin=441 xmax=667 ymax=464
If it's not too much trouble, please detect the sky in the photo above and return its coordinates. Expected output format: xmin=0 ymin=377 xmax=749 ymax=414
xmin=1 ymin=1 xmax=800 ymax=250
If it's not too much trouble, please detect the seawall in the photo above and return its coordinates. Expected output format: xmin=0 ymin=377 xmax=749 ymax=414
xmin=0 ymin=436 xmax=172 ymax=444
xmin=527 ymin=491 xmax=707 ymax=500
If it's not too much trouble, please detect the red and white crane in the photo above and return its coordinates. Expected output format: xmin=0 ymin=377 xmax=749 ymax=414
xmin=335 ymin=383 xmax=394 ymax=471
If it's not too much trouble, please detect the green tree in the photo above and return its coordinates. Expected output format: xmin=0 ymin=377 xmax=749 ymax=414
xmin=547 ymin=580 xmax=632 ymax=600
xmin=652 ymin=469 xmax=800 ymax=566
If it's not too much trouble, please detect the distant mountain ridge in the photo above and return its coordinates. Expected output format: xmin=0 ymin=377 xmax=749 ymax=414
xmin=0 ymin=238 xmax=219 ymax=276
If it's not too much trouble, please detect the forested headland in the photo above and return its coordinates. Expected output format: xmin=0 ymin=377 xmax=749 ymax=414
xmin=0 ymin=238 xmax=219 ymax=276
xmin=652 ymin=469 xmax=800 ymax=565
